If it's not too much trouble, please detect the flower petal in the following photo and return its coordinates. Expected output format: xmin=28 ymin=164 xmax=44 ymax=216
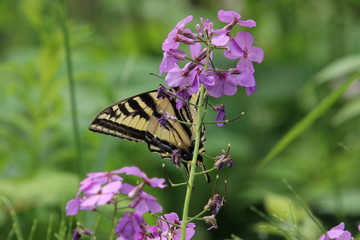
xmin=66 ymin=197 xmax=81 ymax=216
xmin=211 ymin=33 xmax=229 ymax=46
xmin=102 ymin=181 xmax=122 ymax=194
xmin=235 ymin=32 xmax=254 ymax=49
xmin=217 ymin=10 xmax=241 ymax=23
xmin=248 ymin=46 xmax=264 ymax=63
xmin=237 ymin=19 xmax=256 ymax=28
xmin=228 ymin=38 xmax=244 ymax=58
xmin=190 ymin=42 xmax=202 ymax=60
xmin=97 ymin=193 xmax=114 ymax=205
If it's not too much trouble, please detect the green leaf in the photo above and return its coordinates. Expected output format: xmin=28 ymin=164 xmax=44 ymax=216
xmin=257 ymin=71 xmax=360 ymax=169
xmin=314 ymin=54 xmax=360 ymax=84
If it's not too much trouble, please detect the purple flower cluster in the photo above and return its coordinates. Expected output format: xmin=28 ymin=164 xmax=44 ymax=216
xmin=66 ymin=166 xmax=169 ymax=239
xmin=117 ymin=212 xmax=195 ymax=240
xmin=203 ymin=194 xmax=224 ymax=230
xmin=66 ymin=166 xmax=196 ymax=240
xmin=319 ymin=222 xmax=360 ymax=240
xmin=214 ymin=150 xmax=233 ymax=170
xmin=159 ymin=10 xmax=264 ymax=109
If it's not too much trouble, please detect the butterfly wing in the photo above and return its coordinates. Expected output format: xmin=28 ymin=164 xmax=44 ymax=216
xmin=89 ymin=89 xmax=205 ymax=158
xmin=89 ymin=88 xmax=209 ymax=182
xmin=89 ymin=91 xmax=157 ymax=142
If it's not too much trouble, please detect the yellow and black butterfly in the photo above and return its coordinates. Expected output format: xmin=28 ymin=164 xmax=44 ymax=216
xmin=89 ymin=86 xmax=210 ymax=182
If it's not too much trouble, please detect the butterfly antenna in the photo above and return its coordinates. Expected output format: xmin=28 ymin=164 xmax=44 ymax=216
xmin=149 ymin=73 xmax=165 ymax=79
xmin=162 ymin=164 xmax=174 ymax=185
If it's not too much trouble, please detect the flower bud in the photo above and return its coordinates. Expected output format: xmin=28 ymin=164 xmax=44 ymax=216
xmin=196 ymin=24 xmax=204 ymax=37
xmin=178 ymin=29 xmax=198 ymax=40
xmin=175 ymin=35 xmax=195 ymax=45
xmin=167 ymin=49 xmax=187 ymax=60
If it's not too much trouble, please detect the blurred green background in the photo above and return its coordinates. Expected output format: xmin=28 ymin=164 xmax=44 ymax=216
xmin=1 ymin=0 xmax=360 ymax=239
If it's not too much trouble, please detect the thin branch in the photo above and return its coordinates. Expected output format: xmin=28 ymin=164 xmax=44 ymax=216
xmin=204 ymin=112 xmax=244 ymax=124
xmin=176 ymin=119 xmax=195 ymax=125
xmin=187 ymin=209 xmax=209 ymax=222
xmin=150 ymin=213 xmax=182 ymax=228
xmin=194 ymin=167 xmax=215 ymax=175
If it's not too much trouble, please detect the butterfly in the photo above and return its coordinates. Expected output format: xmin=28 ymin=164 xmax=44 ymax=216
xmin=89 ymin=85 xmax=210 ymax=182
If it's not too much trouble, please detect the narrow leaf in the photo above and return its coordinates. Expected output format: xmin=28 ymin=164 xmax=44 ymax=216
xmin=257 ymin=71 xmax=360 ymax=169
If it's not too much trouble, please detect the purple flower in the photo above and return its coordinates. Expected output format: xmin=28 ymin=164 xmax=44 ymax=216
xmin=115 ymin=212 xmax=144 ymax=240
xmin=72 ymin=227 xmax=94 ymax=240
xmin=214 ymin=150 xmax=233 ymax=170
xmin=319 ymin=222 xmax=354 ymax=240
xmin=175 ymin=88 xmax=191 ymax=110
xmin=66 ymin=197 xmax=83 ymax=216
xmin=119 ymin=182 xmax=136 ymax=195
xmin=165 ymin=63 xmax=198 ymax=90
xmin=130 ymin=224 xmax=159 ymax=240
xmin=159 ymin=49 xmax=187 ymax=75
xmin=158 ymin=111 xmax=177 ymax=129
xmin=158 ymin=212 xmax=196 ymax=240
xmin=171 ymin=149 xmax=182 ymax=167
xmin=214 ymin=104 xmax=226 ymax=127
xmin=211 ymin=29 xmax=230 ymax=46
xmin=198 ymin=18 xmax=214 ymax=39
xmin=77 ymin=170 xmax=123 ymax=195
xmin=217 ymin=10 xmax=256 ymax=28
xmin=114 ymin=166 xmax=167 ymax=188
xmin=246 ymin=85 xmax=257 ymax=96
xmin=205 ymin=71 xmax=239 ymax=98
xmin=226 ymin=32 xmax=264 ymax=73
xmin=158 ymin=113 xmax=167 ymax=129
xmin=72 ymin=229 xmax=81 ymax=240
xmin=162 ymin=15 xmax=193 ymax=51
xmin=189 ymin=42 xmax=204 ymax=61
xmin=157 ymin=84 xmax=174 ymax=100
xmin=81 ymin=181 xmax=122 ymax=209
xmin=199 ymin=71 xmax=215 ymax=86
xmin=204 ymin=215 xmax=218 ymax=230
xmin=129 ymin=191 xmax=163 ymax=214
xmin=229 ymin=68 xmax=255 ymax=88
xmin=204 ymin=194 xmax=223 ymax=216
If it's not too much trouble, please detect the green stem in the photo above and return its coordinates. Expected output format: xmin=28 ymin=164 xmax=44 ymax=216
xmin=180 ymin=83 xmax=205 ymax=239
xmin=194 ymin=167 xmax=215 ymax=175
xmin=180 ymin=43 xmax=211 ymax=239
xmin=58 ymin=0 xmax=83 ymax=177
xmin=1 ymin=197 xmax=24 ymax=240
xmin=187 ymin=209 xmax=208 ymax=222
xmin=171 ymin=182 xmax=188 ymax=187
xmin=176 ymin=119 xmax=195 ymax=125
xmin=109 ymin=199 xmax=119 ymax=240
xmin=283 ymin=179 xmax=326 ymax=233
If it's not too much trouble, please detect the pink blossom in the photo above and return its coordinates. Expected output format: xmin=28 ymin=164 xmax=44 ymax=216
xmin=162 ymin=15 xmax=193 ymax=51
xmin=217 ymin=10 xmax=256 ymax=28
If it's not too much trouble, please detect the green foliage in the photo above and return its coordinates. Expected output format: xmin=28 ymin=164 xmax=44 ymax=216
xmin=1 ymin=0 xmax=360 ymax=239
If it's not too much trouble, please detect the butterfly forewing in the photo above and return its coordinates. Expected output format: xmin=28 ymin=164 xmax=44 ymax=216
xmin=89 ymin=92 xmax=156 ymax=142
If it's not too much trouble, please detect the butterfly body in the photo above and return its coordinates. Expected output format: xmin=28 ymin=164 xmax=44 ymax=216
xmin=89 ymin=87 xmax=210 ymax=182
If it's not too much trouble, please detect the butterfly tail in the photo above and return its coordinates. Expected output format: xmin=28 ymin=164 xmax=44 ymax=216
xmin=185 ymin=157 xmax=211 ymax=183
xmin=198 ymin=160 xmax=211 ymax=183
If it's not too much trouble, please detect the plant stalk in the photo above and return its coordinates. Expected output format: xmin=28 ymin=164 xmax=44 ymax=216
xmin=180 ymin=83 xmax=205 ymax=239
xmin=58 ymin=0 xmax=83 ymax=177
xmin=180 ymin=40 xmax=212 ymax=240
